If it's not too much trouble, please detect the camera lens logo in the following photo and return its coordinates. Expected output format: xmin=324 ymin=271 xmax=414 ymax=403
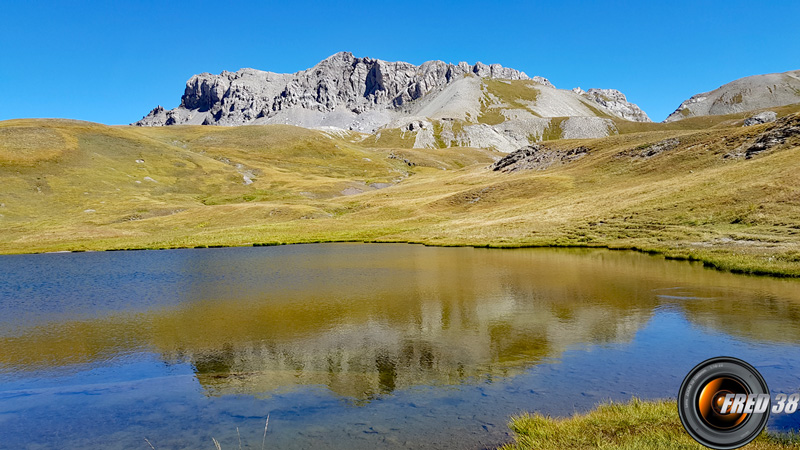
xmin=678 ymin=357 xmax=770 ymax=449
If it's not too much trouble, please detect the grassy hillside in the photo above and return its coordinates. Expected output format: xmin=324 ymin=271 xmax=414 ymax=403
xmin=1 ymin=111 xmax=800 ymax=276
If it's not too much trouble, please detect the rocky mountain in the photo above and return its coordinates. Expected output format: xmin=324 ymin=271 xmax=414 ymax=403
xmin=135 ymin=52 xmax=651 ymax=151
xmin=136 ymin=52 xmax=530 ymax=130
xmin=665 ymin=69 xmax=800 ymax=122
xmin=572 ymin=88 xmax=651 ymax=122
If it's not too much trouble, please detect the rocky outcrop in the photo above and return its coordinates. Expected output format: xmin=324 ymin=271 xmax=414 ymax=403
xmin=136 ymin=52 xmax=530 ymax=131
xmin=743 ymin=111 xmax=777 ymax=126
xmin=616 ymin=138 xmax=681 ymax=159
xmin=742 ymin=113 xmax=800 ymax=158
xmin=665 ymin=70 xmax=800 ymax=122
xmin=725 ymin=113 xmax=800 ymax=159
xmin=469 ymin=61 xmax=530 ymax=80
xmin=490 ymin=144 xmax=590 ymax=172
xmin=572 ymin=88 xmax=651 ymax=122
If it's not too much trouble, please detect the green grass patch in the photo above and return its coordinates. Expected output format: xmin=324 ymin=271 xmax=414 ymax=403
xmin=451 ymin=119 xmax=465 ymax=136
xmin=542 ymin=117 xmax=566 ymax=141
xmin=479 ymin=93 xmax=507 ymax=125
xmin=479 ymin=107 xmax=507 ymax=125
xmin=484 ymin=79 xmax=540 ymax=105
xmin=614 ymin=103 xmax=800 ymax=133
xmin=581 ymin=101 xmax=614 ymax=119
xmin=501 ymin=398 xmax=800 ymax=450
xmin=432 ymin=120 xmax=447 ymax=148
xmin=369 ymin=128 xmax=416 ymax=148
xmin=479 ymin=79 xmax=543 ymax=124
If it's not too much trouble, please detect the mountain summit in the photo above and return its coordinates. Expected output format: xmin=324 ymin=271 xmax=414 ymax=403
xmin=135 ymin=52 xmax=650 ymax=137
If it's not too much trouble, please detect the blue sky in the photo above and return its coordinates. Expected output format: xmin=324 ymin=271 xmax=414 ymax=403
xmin=1 ymin=0 xmax=798 ymax=124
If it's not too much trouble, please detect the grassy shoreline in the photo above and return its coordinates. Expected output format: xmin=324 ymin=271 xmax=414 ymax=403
xmin=501 ymin=398 xmax=800 ymax=450
xmin=4 ymin=237 xmax=799 ymax=279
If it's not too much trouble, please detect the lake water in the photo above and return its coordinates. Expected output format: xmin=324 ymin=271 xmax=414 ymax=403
xmin=1 ymin=243 xmax=800 ymax=449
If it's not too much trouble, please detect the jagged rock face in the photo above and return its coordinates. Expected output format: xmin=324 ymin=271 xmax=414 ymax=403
xmin=184 ymin=69 xmax=291 ymax=121
xmin=664 ymin=70 xmax=800 ymax=122
xmin=577 ymin=88 xmax=651 ymax=122
xmin=136 ymin=52 xmax=530 ymax=130
xmin=571 ymin=87 xmax=650 ymax=122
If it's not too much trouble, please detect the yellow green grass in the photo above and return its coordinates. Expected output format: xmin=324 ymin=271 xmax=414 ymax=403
xmin=613 ymin=104 xmax=800 ymax=134
xmin=1 ymin=112 xmax=800 ymax=276
xmin=542 ymin=117 xmax=567 ymax=141
xmin=479 ymin=79 xmax=542 ymax=124
xmin=501 ymin=398 xmax=800 ymax=450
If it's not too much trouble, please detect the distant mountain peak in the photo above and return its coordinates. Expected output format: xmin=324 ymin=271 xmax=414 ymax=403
xmin=665 ymin=70 xmax=800 ymax=122
xmin=135 ymin=53 xmax=651 ymax=153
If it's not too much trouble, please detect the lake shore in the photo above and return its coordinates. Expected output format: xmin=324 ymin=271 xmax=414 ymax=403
xmin=3 ymin=234 xmax=798 ymax=278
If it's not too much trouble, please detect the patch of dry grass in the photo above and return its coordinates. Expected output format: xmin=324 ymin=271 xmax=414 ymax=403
xmin=478 ymin=79 xmax=543 ymax=125
xmin=501 ymin=398 xmax=800 ymax=450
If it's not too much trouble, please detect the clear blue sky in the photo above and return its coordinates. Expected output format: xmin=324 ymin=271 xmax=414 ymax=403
xmin=2 ymin=0 xmax=798 ymax=124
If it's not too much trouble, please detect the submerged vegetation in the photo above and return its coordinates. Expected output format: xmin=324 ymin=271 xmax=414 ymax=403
xmin=1 ymin=105 xmax=800 ymax=277
xmin=501 ymin=398 xmax=800 ymax=450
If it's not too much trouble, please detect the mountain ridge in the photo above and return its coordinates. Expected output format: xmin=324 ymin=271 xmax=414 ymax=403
xmin=665 ymin=69 xmax=800 ymax=122
xmin=135 ymin=52 xmax=651 ymax=139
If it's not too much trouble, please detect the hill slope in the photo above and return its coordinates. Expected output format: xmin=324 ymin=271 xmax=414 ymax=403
xmin=665 ymin=69 xmax=800 ymax=122
xmin=2 ymin=107 xmax=800 ymax=276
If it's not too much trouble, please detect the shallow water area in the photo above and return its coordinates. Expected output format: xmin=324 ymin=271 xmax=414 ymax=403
xmin=1 ymin=243 xmax=800 ymax=449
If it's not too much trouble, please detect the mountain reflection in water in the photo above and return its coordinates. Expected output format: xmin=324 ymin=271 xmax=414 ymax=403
xmin=2 ymin=244 xmax=800 ymax=402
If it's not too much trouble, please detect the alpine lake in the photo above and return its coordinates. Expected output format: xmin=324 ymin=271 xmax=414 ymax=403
xmin=1 ymin=243 xmax=800 ymax=449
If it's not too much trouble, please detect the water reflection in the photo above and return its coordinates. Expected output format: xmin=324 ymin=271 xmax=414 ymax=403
xmin=1 ymin=244 xmax=800 ymax=402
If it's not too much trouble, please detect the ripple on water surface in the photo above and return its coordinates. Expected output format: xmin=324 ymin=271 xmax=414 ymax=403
xmin=1 ymin=244 xmax=800 ymax=449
